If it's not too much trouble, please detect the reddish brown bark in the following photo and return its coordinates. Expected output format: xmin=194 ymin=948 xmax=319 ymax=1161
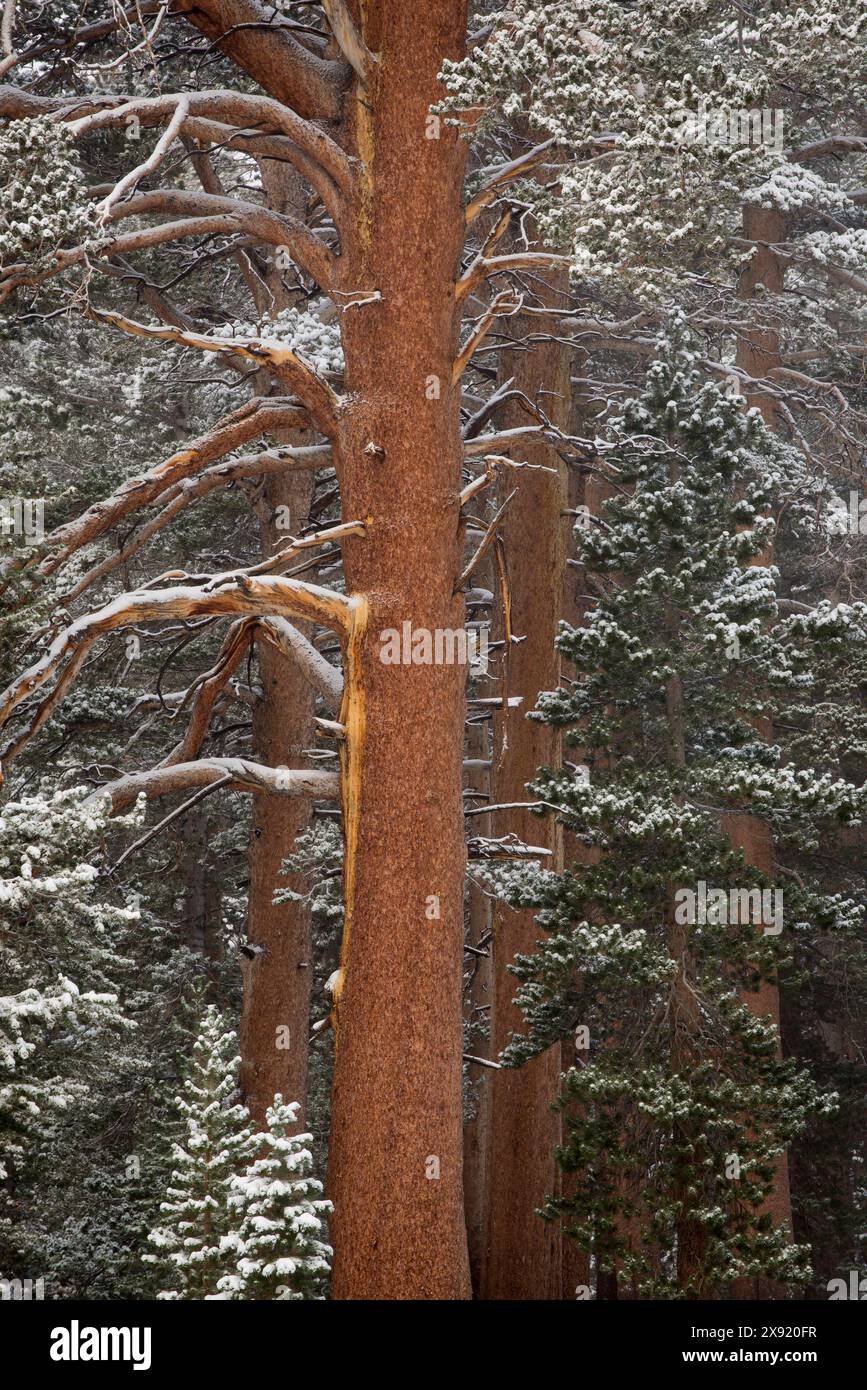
xmin=479 ymin=278 xmax=572 ymax=1300
xmin=325 ymin=2 xmax=472 ymax=1299
xmin=239 ymin=466 xmax=317 ymax=1131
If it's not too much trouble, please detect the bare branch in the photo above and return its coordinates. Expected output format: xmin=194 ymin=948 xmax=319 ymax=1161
xmin=0 ymin=575 xmax=352 ymax=769
xmin=160 ymin=618 xmax=259 ymax=766
xmin=65 ymin=88 xmax=353 ymax=195
xmin=259 ymin=616 xmax=344 ymax=704
xmin=456 ymin=489 xmax=517 ymax=590
xmin=456 ymin=251 xmax=571 ymax=304
xmin=59 ymin=445 xmax=332 ymax=607
xmin=465 ymin=138 xmax=557 ymax=226
xmin=92 ymin=759 xmax=340 ymax=815
xmin=452 ymin=290 xmax=523 ymax=383
xmin=89 ymin=308 xmax=340 ymax=433
xmin=98 ymin=96 xmax=189 ymax=221
xmin=0 ymin=398 xmax=309 ymax=589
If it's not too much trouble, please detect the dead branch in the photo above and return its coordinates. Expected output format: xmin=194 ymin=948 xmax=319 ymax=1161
xmin=0 ymin=575 xmax=352 ymax=769
xmin=465 ymin=138 xmax=557 ymax=225
xmin=258 ymin=617 xmax=344 ymax=704
xmin=91 ymin=759 xmax=340 ymax=815
xmin=0 ymin=398 xmax=309 ymax=589
xmin=89 ymin=308 xmax=340 ymax=434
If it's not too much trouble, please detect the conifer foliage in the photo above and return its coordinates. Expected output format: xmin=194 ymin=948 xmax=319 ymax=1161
xmin=482 ymin=320 xmax=863 ymax=1296
xmin=146 ymin=1007 xmax=256 ymax=1301
xmin=218 ymin=1096 xmax=332 ymax=1301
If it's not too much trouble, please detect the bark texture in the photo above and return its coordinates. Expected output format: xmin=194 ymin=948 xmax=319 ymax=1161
xmin=325 ymin=1 xmax=473 ymax=1299
xmin=479 ymin=276 xmax=572 ymax=1300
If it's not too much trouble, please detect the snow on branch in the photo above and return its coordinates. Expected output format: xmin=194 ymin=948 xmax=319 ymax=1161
xmin=0 ymin=576 xmax=352 ymax=771
xmin=88 ymin=759 xmax=340 ymax=816
xmin=0 ymin=398 xmax=309 ymax=590
xmin=65 ymin=88 xmax=353 ymax=195
xmin=89 ymin=308 xmax=340 ymax=434
xmin=96 ymin=95 xmax=189 ymax=221
xmin=258 ymin=617 xmax=344 ymax=705
xmin=59 ymin=444 xmax=333 ymax=608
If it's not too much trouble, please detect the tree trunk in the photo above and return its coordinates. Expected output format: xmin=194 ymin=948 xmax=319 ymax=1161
xmin=239 ymin=165 xmax=318 ymax=1131
xmin=480 ymin=275 xmax=572 ymax=1300
xmin=239 ymin=471 xmax=316 ymax=1129
xmin=326 ymin=2 xmax=472 ymax=1299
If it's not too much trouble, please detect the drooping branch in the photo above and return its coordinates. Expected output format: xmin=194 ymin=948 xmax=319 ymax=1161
xmin=90 ymin=759 xmax=340 ymax=814
xmin=105 ymin=187 xmax=336 ymax=290
xmin=0 ymin=84 xmax=346 ymax=220
xmin=90 ymin=308 xmax=340 ymax=433
xmin=0 ymin=398 xmax=310 ymax=588
xmin=259 ymin=616 xmax=344 ymax=705
xmin=65 ymin=89 xmax=354 ymax=196
xmin=59 ymin=444 xmax=332 ymax=608
xmin=0 ymin=575 xmax=352 ymax=769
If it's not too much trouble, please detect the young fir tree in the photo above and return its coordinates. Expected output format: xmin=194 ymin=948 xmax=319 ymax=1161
xmin=146 ymin=1006 xmax=255 ymax=1300
xmin=482 ymin=319 xmax=862 ymax=1298
xmin=217 ymin=1095 xmax=332 ymax=1301
xmin=0 ymin=789 xmax=137 ymax=1258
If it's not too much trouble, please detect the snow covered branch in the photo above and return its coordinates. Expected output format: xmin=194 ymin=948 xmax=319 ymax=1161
xmin=0 ymin=398 xmax=310 ymax=589
xmin=89 ymin=759 xmax=340 ymax=815
xmin=89 ymin=309 xmax=340 ymax=435
xmin=0 ymin=576 xmax=352 ymax=770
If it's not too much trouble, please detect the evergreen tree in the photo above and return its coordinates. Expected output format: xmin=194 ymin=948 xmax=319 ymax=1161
xmin=146 ymin=1007 xmax=255 ymax=1300
xmin=218 ymin=1095 xmax=332 ymax=1301
xmin=481 ymin=320 xmax=863 ymax=1296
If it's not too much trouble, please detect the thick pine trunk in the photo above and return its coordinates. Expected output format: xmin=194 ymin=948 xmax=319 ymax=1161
xmin=326 ymin=2 xmax=472 ymax=1299
xmin=479 ymin=279 xmax=571 ymax=1300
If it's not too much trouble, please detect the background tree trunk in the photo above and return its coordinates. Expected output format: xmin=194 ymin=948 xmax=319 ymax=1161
xmin=480 ymin=274 xmax=572 ymax=1300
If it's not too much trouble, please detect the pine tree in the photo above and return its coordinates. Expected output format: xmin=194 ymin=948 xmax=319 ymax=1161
xmin=480 ymin=319 xmax=863 ymax=1297
xmin=217 ymin=1095 xmax=332 ymax=1301
xmin=146 ymin=1007 xmax=255 ymax=1300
